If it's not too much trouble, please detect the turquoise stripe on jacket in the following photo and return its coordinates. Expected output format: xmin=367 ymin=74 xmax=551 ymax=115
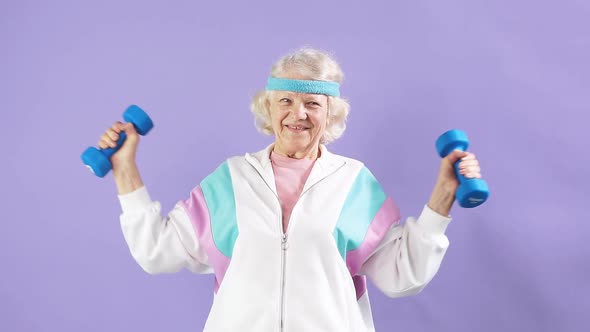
xmin=200 ymin=161 xmax=239 ymax=258
xmin=333 ymin=167 xmax=387 ymax=259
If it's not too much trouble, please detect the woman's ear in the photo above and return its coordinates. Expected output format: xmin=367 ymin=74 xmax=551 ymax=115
xmin=265 ymin=98 xmax=270 ymax=111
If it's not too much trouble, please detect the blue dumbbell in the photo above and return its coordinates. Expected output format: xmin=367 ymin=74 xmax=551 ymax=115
xmin=81 ymin=105 xmax=154 ymax=177
xmin=435 ymin=129 xmax=489 ymax=208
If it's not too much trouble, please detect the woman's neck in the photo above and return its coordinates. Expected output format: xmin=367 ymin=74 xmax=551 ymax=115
xmin=272 ymin=143 xmax=321 ymax=160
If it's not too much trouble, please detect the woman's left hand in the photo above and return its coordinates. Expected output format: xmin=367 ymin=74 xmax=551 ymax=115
xmin=427 ymin=150 xmax=482 ymax=216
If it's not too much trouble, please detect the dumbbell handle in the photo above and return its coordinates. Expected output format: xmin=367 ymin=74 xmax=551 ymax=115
xmin=451 ymin=146 xmax=469 ymax=184
xmin=101 ymin=131 xmax=127 ymax=159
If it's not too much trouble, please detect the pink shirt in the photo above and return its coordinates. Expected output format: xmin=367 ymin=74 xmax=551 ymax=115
xmin=270 ymin=152 xmax=316 ymax=233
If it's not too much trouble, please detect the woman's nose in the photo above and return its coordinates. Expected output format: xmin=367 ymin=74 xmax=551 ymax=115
xmin=290 ymin=102 xmax=307 ymax=119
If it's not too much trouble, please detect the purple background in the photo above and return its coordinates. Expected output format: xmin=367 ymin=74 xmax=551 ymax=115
xmin=1 ymin=0 xmax=588 ymax=331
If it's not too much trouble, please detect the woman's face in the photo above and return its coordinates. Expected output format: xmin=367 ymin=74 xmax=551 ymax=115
xmin=268 ymin=90 xmax=328 ymax=158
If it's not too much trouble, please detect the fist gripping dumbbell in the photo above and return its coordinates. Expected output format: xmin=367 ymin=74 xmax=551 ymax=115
xmin=435 ymin=129 xmax=489 ymax=208
xmin=81 ymin=105 xmax=154 ymax=177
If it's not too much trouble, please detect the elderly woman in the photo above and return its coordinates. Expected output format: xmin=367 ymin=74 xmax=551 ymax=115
xmin=99 ymin=48 xmax=482 ymax=331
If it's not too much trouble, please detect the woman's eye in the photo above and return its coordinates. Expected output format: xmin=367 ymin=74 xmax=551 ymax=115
xmin=307 ymin=101 xmax=321 ymax=107
xmin=280 ymin=98 xmax=291 ymax=103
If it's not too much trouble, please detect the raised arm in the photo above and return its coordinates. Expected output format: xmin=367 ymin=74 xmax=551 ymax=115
xmin=99 ymin=122 xmax=212 ymax=274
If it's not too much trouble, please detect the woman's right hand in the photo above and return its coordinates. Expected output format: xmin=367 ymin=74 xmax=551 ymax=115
xmin=98 ymin=121 xmax=140 ymax=169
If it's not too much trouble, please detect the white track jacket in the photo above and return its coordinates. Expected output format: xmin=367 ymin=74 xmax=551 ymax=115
xmin=118 ymin=144 xmax=452 ymax=331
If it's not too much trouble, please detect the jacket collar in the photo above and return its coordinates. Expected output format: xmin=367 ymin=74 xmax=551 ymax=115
xmin=245 ymin=143 xmax=347 ymax=196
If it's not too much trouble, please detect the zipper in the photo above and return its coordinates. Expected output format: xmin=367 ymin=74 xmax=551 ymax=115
xmin=280 ymin=232 xmax=288 ymax=331
xmin=280 ymin=191 xmax=314 ymax=331
xmin=244 ymin=159 xmax=291 ymax=331
xmin=245 ymin=158 xmax=347 ymax=332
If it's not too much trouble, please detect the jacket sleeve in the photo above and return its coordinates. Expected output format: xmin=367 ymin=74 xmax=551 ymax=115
xmin=118 ymin=186 xmax=213 ymax=275
xmin=359 ymin=204 xmax=451 ymax=298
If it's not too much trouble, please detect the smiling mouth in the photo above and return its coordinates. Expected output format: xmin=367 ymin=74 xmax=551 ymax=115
xmin=285 ymin=125 xmax=310 ymax=131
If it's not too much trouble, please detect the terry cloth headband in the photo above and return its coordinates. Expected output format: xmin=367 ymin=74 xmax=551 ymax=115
xmin=265 ymin=77 xmax=340 ymax=97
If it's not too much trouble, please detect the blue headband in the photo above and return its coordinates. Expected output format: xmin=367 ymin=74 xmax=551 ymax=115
xmin=265 ymin=77 xmax=340 ymax=97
